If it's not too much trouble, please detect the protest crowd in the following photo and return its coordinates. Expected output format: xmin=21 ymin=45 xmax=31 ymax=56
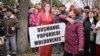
xmin=0 ymin=1 xmax=100 ymax=56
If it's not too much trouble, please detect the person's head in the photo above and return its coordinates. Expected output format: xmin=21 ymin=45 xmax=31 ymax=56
xmin=93 ymin=7 xmax=99 ymax=13
xmin=13 ymin=4 xmax=17 ymax=9
xmin=94 ymin=11 xmax=99 ymax=18
xmin=54 ymin=8 xmax=61 ymax=15
xmin=78 ymin=8 xmax=83 ymax=14
xmin=51 ymin=7 xmax=55 ymax=14
xmin=34 ymin=5 xmax=39 ymax=9
xmin=6 ymin=8 xmax=13 ymax=17
xmin=82 ymin=11 xmax=87 ymax=18
xmin=59 ymin=5 xmax=65 ymax=11
xmin=2 ymin=6 xmax=8 ymax=12
xmin=69 ymin=5 xmax=75 ymax=11
xmin=84 ymin=6 xmax=90 ymax=13
xmin=88 ymin=11 xmax=95 ymax=18
xmin=69 ymin=8 xmax=80 ymax=18
xmin=28 ymin=8 xmax=34 ymax=14
xmin=33 ymin=7 xmax=40 ymax=15
xmin=43 ymin=3 xmax=51 ymax=13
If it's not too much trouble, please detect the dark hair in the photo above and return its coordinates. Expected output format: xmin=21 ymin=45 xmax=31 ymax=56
xmin=6 ymin=8 xmax=13 ymax=13
xmin=84 ymin=6 xmax=90 ymax=9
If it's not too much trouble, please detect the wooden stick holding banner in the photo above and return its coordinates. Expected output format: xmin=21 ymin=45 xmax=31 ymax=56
xmin=29 ymin=23 xmax=66 ymax=48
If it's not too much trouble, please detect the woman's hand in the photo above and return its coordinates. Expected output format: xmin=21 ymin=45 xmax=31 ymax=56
xmin=59 ymin=14 xmax=75 ymax=24
xmin=59 ymin=14 xmax=67 ymax=19
xmin=65 ymin=17 xmax=75 ymax=24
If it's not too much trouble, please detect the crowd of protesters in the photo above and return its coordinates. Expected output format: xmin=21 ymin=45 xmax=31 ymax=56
xmin=0 ymin=2 xmax=100 ymax=56
xmin=28 ymin=3 xmax=100 ymax=56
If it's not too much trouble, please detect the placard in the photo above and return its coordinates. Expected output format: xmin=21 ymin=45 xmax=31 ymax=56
xmin=29 ymin=23 xmax=66 ymax=48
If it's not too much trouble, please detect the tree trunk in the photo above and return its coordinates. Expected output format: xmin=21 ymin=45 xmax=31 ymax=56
xmin=17 ymin=0 xmax=29 ymax=53
xmin=0 ymin=0 xmax=4 ymax=2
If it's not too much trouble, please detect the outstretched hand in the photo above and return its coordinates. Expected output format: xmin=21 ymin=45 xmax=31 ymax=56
xmin=66 ymin=17 xmax=75 ymax=24
xmin=59 ymin=14 xmax=67 ymax=19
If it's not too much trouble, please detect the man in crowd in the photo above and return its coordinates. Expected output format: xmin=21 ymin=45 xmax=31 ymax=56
xmin=4 ymin=8 xmax=18 ymax=56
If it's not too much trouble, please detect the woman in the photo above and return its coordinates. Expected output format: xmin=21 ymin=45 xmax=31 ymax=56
xmin=95 ymin=16 xmax=100 ymax=56
xmin=29 ymin=7 xmax=40 ymax=26
xmin=83 ymin=11 xmax=98 ymax=56
xmin=69 ymin=5 xmax=75 ymax=12
xmin=29 ymin=7 xmax=40 ymax=55
xmin=38 ymin=3 xmax=55 ymax=56
xmin=59 ymin=8 xmax=84 ymax=56
xmin=60 ymin=8 xmax=84 ymax=56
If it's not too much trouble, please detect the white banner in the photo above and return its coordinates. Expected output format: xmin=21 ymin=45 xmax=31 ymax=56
xmin=29 ymin=23 xmax=66 ymax=48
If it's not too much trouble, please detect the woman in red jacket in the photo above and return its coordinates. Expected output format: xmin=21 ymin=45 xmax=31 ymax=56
xmin=38 ymin=3 xmax=55 ymax=56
